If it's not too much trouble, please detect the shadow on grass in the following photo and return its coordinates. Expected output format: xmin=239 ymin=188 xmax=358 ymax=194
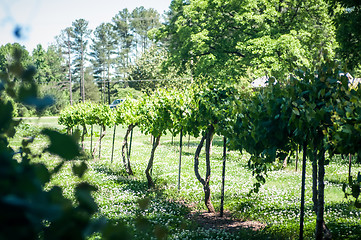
xmin=161 ymin=140 xmax=200 ymax=148
xmin=93 ymin=164 xmax=149 ymax=194
xmin=322 ymin=202 xmax=361 ymax=240
xmin=94 ymin=162 xmax=360 ymax=240
xmin=90 ymin=163 xmax=292 ymax=239
xmin=222 ymin=191 xmax=361 ymax=240
xmin=91 ymin=164 xmax=292 ymax=239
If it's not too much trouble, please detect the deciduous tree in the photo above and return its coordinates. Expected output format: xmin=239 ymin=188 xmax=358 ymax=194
xmin=331 ymin=0 xmax=361 ymax=72
xmin=161 ymin=0 xmax=336 ymax=80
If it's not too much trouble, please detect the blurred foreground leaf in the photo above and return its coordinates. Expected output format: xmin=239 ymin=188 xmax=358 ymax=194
xmin=42 ymin=129 xmax=80 ymax=160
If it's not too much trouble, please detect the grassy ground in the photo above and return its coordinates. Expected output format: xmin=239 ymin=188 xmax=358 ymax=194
xmin=10 ymin=117 xmax=361 ymax=239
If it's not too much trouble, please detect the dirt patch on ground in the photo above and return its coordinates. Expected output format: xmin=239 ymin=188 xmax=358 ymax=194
xmin=171 ymin=199 xmax=266 ymax=233
xmin=188 ymin=210 xmax=266 ymax=233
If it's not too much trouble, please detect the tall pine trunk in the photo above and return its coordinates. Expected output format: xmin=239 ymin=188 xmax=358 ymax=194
xmin=145 ymin=135 xmax=161 ymax=188
xmin=194 ymin=126 xmax=215 ymax=213
xmin=107 ymin=56 xmax=111 ymax=105
xmin=81 ymin=42 xmax=85 ymax=103
xmin=67 ymin=38 xmax=73 ymax=106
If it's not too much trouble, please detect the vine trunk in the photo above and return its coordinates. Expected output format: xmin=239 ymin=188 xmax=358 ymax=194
xmin=145 ymin=135 xmax=161 ymax=188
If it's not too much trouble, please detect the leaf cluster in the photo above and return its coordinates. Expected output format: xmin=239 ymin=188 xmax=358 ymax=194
xmin=229 ymin=59 xmax=361 ymax=194
xmin=58 ymin=102 xmax=115 ymax=129
xmin=0 ymin=49 xmax=129 ymax=239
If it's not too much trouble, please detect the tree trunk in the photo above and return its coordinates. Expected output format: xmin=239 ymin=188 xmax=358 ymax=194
xmin=315 ymin=150 xmax=325 ymax=240
xmin=209 ymin=132 xmax=214 ymax=155
xmin=299 ymin=142 xmax=307 ymax=240
xmin=283 ymin=156 xmax=288 ymax=169
xmin=194 ymin=135 xmax=206 ymax=186
xmin=102 ymin=72 xmax=106 ymax=104
xmin=204 ymin=126 xmax=215 ymax=213
xmin=92 ymin=125 xmax=106 ymax=159
xmin=194 ymin=126 xmax=215 ymax=213
xmin=145 ymin=135 xmax=161 ymax=188
xmin=81 ymin=41 xmax=85 ymax=103
xmin=122 ymin=124 xmax=135 ymax=175
xmin=128 ymin=128 xmax=133 ymax=163
xmin=107 ymin=57 xmax=111 ymax=105
xmin=81 ymin=125 xmax=87 ymax=150
xmin=67 ymin=36 xmax=73 ymax=106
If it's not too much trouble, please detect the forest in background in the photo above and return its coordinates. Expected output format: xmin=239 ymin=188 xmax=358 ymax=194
xmin=0 ymin=0 xmax=360 ymax=116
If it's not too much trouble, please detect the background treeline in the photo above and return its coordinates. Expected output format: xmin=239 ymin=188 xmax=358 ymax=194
xmin=0 ymin=6 xmax=186 ymax=117
xmin=1 ymin=0 xmax=361 ymax=117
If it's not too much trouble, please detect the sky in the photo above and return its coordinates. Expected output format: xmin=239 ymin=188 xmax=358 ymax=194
xmin=0 ymin=0 xmax=172 ymax=52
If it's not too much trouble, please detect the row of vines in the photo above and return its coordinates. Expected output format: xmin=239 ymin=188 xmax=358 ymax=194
xmin=58 ymin=60 xmax=361 ymax=240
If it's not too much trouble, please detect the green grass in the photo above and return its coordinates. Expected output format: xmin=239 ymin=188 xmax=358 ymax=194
xmin=9 ymin=117 xmax=361 ymax=239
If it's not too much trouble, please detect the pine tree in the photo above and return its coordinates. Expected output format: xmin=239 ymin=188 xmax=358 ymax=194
xmin=112 ymin=9 xmax=134 ymax=81
xmin=90 ymin=23 xmax=117 ymax=104
xmin=72 ymin=19 xmax=91 ymax=103
xmin=32 ymin=44 xmax=50 ymax=83
xmin=56 ymin=27 xmax=74 ymax=105
xmin=84 ymin=67 xmax=100 ymax=102
xmin=131 ymin=7 xmax=161 ymax=55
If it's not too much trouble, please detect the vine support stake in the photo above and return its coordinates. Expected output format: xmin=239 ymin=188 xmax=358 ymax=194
xmin=220 ymin=136 xmax=227 ymax=217
xmin=99 ymin=125 xmax=102 ymax=159
xmin=295 ymin=145 xmax=299 ymax=171
xmin=178 ymin=127 xmax=183 ymax=191
xmin=111 ymin=124 xmax=116 ymax=163
xmin=90 ymin=125 xmax=93 ymax=157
